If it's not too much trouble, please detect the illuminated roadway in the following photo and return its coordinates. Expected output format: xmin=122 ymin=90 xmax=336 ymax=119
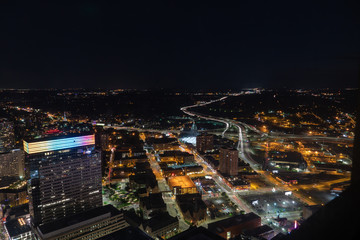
xmin=180 ymin=95 xmax=345 ymax=210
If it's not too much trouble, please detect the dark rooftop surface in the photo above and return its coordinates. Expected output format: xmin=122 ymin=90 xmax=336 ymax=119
xmin=160 ymin=150 xmax=193 ymax=157
xmin=129 ymin=171 xmax=158 ymax=188
xmin=140 ymin=193 xmax=166 ymax=210
xmin=97 ymin=226 xmax=153 ymax=240
xmin=143 ymin=212 xmax=178 ymax=231
xmin=176 ymin=194 xmax=207 ymax=216
xmin=114 ymin=154 xmax=147 ymax=161
xmin=5 ymin=218 xmax=32 ymax=237
xmin=243 ymin=224 xmax=273 ymax=237
xmin=269 ymin=151 xmax=305 ymax=163
xmin=4 ymin=204 xmax=29 ymax=220
xmin=38 ymin=205 xmax=120 ymax=235
xmin=0 ymin=176 xmax=19 ymax=188
xmin=124 ymin=210 xmax=142 ymax=227
xmin=169 ymin=226 xmax=224 ymax=240
xmin=0 ymin=187 xmax=27 ymax=193
xmin=146 ymin=137 xmax=177 ymax=145
xmin=220 ymin=147 xmax=238 ymax=151
xmin=208 ymin=212 xmax=260 ymax=231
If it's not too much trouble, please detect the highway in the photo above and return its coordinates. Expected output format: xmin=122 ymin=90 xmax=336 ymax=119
xmin=180 ymin=95 xmax=341 ymax=210
xmin=189 ymin=148 xmax=253 ymax=213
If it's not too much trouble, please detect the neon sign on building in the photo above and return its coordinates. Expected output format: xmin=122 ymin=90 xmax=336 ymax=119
xmin=23 ymin=135 xmax=95 ymax=154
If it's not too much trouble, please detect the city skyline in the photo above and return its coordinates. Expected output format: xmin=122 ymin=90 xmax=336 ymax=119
xmin=0 ymin=88 xmax=357 ymax=239
xmin=0 ymin=2 xmax=359 ymax=239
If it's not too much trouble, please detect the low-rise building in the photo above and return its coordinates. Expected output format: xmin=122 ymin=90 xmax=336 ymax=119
xmin=146 ymin=137 xmax=179 ymax=152
xmin=243 ymin=225 xmax=275 ymax=240
xmin=0 ymin=188 xmax=28 ymax=207
xmin=129 ymin=170 xmax=159 ymax=195
xmin=168 ymin=226 xmax=224 ymax=240
xmin=5 ymin=217 xmax=36 ymax=240
xmin=159 ymin=151 xmax=194 ymax=164
xmin=140 ymin=213 xmax=179 ymax=239
xmin=176 ymin=194 xmax=207 ymax=224
xmin=208 ymin=213 xmax=261 ymax=239
xmin=303 ymin=205 xmax=322 ymax=220
xmin=168 ymin=176 xmax=198 ymax=195
xmin=140 ymin=193 xmax=167 ymax=219
xmin=267 ymin=151 xmax=307 ymax=171
xmin=113 ymin=155 xmax=148 ymax=168
xmin=3 ymin=204 xmax=35 ymax=240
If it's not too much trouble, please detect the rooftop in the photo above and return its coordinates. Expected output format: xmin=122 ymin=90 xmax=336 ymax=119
xmin=97 ymin=226 xmax=153 ymax=240
xmin=140 ymin=193 xmax=166 ymax=210
xmin=5 ymin=218 xmax=32 ymax=237
xmin=23 ymin=134 xmax=95 ymax=154
xmin=4 ymin=204 xmax=29 ymax=220
xmin=38 ymin=205 xmax=121 ymax=235
xmin=146 ymin=137 xmax=177 ymax=145
xmin=0 ymin=176 xmax=20 ymax=189
xmin=24 ymin=133 xmax=93 ymax=143
xmin=243 ymin=224 xmax=274 ymax=237
xmin=160 ymin=150 xmax=192 ymax=157
xmin=208 ymin=212 xmax=260 ymax=232
xmin=168 ymin=176 xmax=196 ymax=189
xmin=143 ymin=213 xmax=178 ymax=231
xmin=168 ymin=226 xmax=224 ymax=240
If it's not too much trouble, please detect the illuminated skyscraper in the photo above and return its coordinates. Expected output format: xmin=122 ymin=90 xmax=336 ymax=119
xmin=24 ymin=134 xmax=102 ymax=227
xmin=219 ymin=147 xmax=239 ymax=176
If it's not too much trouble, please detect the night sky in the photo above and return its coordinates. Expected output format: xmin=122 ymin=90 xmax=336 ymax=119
xmin=1 ymin=2 xmax=359 ymax=89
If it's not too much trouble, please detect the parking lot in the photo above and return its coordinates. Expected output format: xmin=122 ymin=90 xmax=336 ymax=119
xmin=240 ymin=191 xmax=303 ymax=219
xmin=203 ymin=195 xmax=238 ymax=220
xmin=192 ymin=176 xmax=223 ymax=197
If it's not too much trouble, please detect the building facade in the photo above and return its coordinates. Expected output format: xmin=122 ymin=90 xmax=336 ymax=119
xmin=0 ymin=149 xmax=25 ymax=178
xmin=36 ymin=205 xmax=128 ymax=240
xmin=219 ymin=147 xmax=239 ymax=176
xmin=24 ymin=134 xmax=102 ymax=227
xmin=140 ymin=213 xmax=179 ymax=239
xmin=196 ymin=134 xmax=214 ymax=153
xmin=168 ymin=176 xmax=198 ymax=195
xmin=0 ymin=119 xmax=15 ymax=153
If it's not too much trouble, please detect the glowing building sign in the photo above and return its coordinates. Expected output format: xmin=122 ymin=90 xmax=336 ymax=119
xmin=23 ymin=135 xmax=95 ymax=154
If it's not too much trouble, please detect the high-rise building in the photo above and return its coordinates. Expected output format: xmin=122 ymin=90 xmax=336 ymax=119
xmin=0 ymin=119 xmax=15 ymax=153
xmin=23 ymin=134 xmax=102 ymax=227
xmin=196 ymin=134 xmax=214 ymax=152
xmin=0 ymin=149 xmax=25 ymax=178
xmin=36 ymin=205 xmax=129 ymax=240
xmin=219 ymin=147 xmax=239 ymax=176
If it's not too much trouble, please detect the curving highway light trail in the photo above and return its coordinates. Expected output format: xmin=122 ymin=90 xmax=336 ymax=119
xmin=181 ymin=95 xmax=256 ymax=213
xmin=180 ymin=97 xmax=231 ymax=137
xmin=181 ymin=96 xmax=259 ymax=169
xmin=181 ymin=96 xmax=322 ymax=208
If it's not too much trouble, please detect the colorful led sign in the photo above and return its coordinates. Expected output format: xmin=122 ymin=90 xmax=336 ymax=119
xmin=23 ymin=135 xmax=95 ymax=154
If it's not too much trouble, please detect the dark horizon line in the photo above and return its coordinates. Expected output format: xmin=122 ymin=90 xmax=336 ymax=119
xmin=0 ymin=87 xmax=358 ymax=92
